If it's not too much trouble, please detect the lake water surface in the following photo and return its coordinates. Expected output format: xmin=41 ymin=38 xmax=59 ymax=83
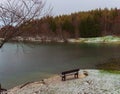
xmin=0 ymin=43 xmax=120 ymax=89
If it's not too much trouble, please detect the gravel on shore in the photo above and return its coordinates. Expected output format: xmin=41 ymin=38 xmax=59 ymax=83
xmin=6 ymin=70 xmax=120 ymax=94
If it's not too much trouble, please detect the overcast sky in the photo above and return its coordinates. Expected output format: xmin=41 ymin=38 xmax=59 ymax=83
xmin=46 ymin=0 xmax=120 ymax=16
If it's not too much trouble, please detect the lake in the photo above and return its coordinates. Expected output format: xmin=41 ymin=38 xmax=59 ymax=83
xmin=0 ymin=43 xmax=120 ymax=89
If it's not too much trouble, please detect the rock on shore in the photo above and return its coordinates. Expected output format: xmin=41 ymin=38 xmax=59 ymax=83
xmin=7 ymin=70 xmax=120 ymax=94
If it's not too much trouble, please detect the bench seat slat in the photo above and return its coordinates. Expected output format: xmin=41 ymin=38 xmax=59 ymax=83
xmin=61 ymin=72 xmax=78 ymax=76
xmin=61 ymin=69 xmax=79 ymax=75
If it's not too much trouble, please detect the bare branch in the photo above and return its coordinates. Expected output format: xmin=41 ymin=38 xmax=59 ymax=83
xmin=0 ymin=0 xmax=51 ymax=48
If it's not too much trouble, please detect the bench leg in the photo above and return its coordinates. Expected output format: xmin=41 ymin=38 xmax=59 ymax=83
xmin=62 ymin=75 xmax=66 ymax=81
xmin=74 ymin=72 xmax=79 ymax=78
xmin=77 ymin=72 xmax=79 ymax=78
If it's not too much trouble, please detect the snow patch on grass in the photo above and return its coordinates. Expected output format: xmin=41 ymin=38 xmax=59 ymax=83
xmin=68 ymin=35 xmax=120 ymax=43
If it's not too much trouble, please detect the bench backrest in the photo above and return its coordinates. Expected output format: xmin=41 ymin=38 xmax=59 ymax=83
xmin=61 ymin=69 xmax=79 ymax=75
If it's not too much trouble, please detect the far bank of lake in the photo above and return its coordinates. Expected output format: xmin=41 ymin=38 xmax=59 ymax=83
xmin=68 ymin=36 xmax=120 ymax=44
xmin=3 ymin=35 xmax=120 ymax=44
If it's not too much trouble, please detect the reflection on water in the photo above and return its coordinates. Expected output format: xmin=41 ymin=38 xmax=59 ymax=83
xmin=0 ymin=43 xmax=120 ymax=89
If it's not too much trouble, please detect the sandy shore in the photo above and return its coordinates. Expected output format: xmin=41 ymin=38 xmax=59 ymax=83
xmin=5 ymin=70 xmax=120 ymax=94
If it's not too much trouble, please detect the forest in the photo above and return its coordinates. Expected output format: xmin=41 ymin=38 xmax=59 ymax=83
xmin=1 ymin=8 xmax=120 ymax=42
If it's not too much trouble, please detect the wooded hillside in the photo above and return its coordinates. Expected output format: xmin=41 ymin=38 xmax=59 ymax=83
xmin=1 ymin=8 xmax=120 ymax=41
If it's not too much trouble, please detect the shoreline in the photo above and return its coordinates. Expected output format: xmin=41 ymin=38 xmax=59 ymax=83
xmin=2 ymin=35 xmax=120 ymax=44
xmin=13 ymin=35 xmax=120 ymax=44
xmin=6 ymin=69 xmax=120 ymax=94
xmin=67 ymin=35 xmax=120 ymax=44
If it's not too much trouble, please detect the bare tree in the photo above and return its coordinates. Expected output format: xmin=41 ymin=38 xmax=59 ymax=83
xmin=0 ymin=0 xmax=51 ymax=48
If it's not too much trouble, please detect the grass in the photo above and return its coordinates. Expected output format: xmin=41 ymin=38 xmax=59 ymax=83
xmin=100 ymin=70 xmax=120 ymax=74
xmin=96 ymin=57 xmax=120 ymax=74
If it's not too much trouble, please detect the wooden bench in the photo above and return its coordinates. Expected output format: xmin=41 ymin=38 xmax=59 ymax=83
xmin=0 ymin=84 xmax=7 ymax=94
xmin=61 ymin=69 xmax=79 ymax=81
